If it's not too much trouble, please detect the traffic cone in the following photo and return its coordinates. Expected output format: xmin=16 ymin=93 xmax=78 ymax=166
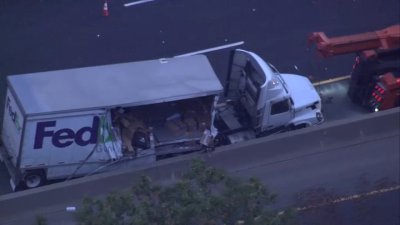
xmin=102 ymin=1 xmax=109 ymax=17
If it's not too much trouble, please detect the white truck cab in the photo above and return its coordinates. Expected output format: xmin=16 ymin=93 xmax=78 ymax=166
xmin=216 ymin=49 xmax=323 ymax=144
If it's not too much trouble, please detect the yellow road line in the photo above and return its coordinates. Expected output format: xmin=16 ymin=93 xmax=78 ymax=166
xmin=296 ymin=185 xmax=400 ymax=212
xmin=312 ymin=75 xmax=351 ymax=86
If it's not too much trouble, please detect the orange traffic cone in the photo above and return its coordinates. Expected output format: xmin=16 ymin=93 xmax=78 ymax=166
xmin=102 ymin=1 xmax=109 ymax=17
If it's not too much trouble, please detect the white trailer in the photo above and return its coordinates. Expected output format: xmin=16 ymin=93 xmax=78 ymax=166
xmin=0 ymin=49 xmax=323 ymax=190
xmin=1 ymin=54 xmax=222 ymax=190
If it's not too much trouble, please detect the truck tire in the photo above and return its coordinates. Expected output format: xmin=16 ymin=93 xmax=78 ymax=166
xmin=289 ymin=123 xmax=307 ymax=130
xmin=24 ymin=170 xmax=45 ymax=189
xmin=214 ymin=133 xmax=229 ymax=146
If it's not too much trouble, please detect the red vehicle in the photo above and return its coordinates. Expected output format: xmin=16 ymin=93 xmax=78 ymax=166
xmin=308 ymin=25 xmax=400 ymax=111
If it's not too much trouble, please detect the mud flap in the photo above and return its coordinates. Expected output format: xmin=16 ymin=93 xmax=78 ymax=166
xmin=9 ymin=178 xmax=16 ymax=191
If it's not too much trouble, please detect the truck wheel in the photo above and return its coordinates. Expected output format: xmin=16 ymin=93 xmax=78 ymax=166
xmin=24 ymin=171 xmax=45 ymax=189
xmin=214 ymin=133 xmax=229 ymax=146
xmin=289 ymin=124 xmax=307 ymax=130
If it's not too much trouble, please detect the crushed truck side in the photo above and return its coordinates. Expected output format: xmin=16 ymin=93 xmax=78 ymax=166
xmin=1 ymin=88 xmax=25 ymax=190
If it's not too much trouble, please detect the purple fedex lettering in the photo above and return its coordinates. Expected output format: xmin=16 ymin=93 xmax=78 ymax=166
xmin=34 ymin=116 xmax=99 ymax=149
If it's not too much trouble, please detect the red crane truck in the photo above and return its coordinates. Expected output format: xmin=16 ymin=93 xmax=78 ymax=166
xmin=308 ymin=24 xmax=400 ymax=112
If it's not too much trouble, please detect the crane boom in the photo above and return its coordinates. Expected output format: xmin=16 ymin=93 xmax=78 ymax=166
xmin=308 ymin=25 xmax=400 ymax=57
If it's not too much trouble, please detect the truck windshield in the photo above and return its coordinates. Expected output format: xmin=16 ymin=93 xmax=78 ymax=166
xmin=268 ymin=63 xmax=289 ymax=94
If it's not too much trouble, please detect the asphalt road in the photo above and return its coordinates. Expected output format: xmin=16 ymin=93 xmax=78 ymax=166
xmin=1 ymin=0 xmax=399 ymax=76
xmin=234 ymin=131 xmax=400 ymax=209
xmin=296 ymin=190 xmax=400 ymax=225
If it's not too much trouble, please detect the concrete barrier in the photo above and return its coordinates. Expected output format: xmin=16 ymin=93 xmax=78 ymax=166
xmin=0 ymin=107 xmax=399 ymax=222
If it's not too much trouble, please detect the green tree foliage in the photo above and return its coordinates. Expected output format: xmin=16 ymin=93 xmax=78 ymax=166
xmin=77 ymin=160 xmax=293 ymax=225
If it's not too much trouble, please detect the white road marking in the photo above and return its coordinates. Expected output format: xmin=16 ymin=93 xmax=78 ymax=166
xmin=174 ymin=41 xmax=245 ymax=57
xmin=124 ymin=0 xmax=155 ymax=7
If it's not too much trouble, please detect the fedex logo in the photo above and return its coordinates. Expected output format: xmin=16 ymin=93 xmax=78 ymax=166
xmin=34 ymin=116 xmax=99 ymax=149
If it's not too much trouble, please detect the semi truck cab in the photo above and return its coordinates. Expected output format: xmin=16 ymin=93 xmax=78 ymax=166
xmin=216 ymin=49 xmax=323 ymax=144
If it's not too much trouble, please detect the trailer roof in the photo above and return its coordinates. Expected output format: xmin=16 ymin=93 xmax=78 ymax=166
xmin=7 ymin=55 xmax=223 ymax=115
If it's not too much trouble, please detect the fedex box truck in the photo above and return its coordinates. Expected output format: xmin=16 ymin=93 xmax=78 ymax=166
xmin=0 ymin=55 xmax=223 ymax=190
xmin=0 ymin=49 xmax=323 ymax=191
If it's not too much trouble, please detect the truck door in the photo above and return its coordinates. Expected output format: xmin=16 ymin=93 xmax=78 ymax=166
xmin=265 ymin=98 xmax=292 ymax=130
xmin=225 ymin=49 xmax=269 ymax=129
